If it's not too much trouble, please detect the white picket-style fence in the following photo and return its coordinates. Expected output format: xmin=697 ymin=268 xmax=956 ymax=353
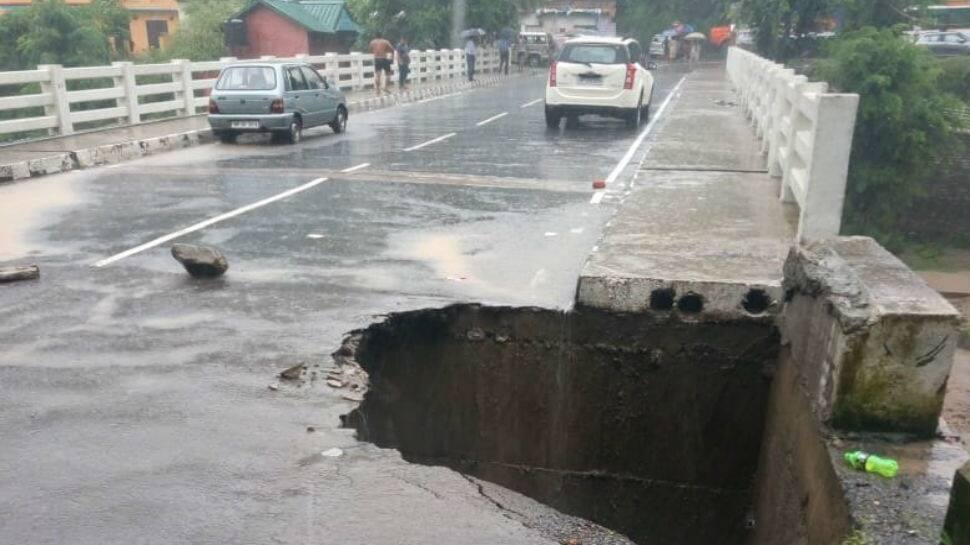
xmin=0 ymin=48 xmax=499 ymax=141
xmin=726 ymin=47 xmax=859 ymax=243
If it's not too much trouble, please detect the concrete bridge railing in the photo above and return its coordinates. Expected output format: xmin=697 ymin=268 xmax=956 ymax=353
xmin=726 ymin=47 xmax=859 ymax=243
xmin=0 ymin=48 xmax=500 ymax=142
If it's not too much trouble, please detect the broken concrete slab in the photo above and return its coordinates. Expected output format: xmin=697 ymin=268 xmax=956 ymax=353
xmin=0 ymin=265 xmax=40 ymax=283
xmin=170 ymin=243 xmax=228 ymax=278
xmin=577 ymin=169 xmax=797 ymax=319
xmin=783 ymin=237 xmax=962 ymax=436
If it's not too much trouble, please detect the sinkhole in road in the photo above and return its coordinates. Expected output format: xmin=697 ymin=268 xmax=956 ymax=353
xmin=340 ymin=304 xmax=780 ymax=545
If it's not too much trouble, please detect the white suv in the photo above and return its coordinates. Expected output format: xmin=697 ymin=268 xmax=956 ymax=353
xmin=545 ymin=37 xmax=655 ymax=129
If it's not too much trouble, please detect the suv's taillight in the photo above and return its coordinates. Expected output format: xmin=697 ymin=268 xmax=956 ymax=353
xmin=270 ymin=98 xmax=285 ymax=114
xmin=624 ymin=63 xmax=636 ymax=90
xmin=207 ymin=98 xmax=219 ymax=114
xmin=548 ymin=61 xmax=557 ymax=87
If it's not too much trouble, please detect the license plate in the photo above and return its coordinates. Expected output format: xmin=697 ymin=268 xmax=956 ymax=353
xmin=577 ymin=78 xmax=602 ymax=87
xmin=231 ymin=120 xmax=259 ymax=129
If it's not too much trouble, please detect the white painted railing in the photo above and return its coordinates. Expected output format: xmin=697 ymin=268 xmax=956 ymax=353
xmin=726 ymin=47 xmax=859 ymax=242
xmin=0 ymin=48 xmax=499 ymax=141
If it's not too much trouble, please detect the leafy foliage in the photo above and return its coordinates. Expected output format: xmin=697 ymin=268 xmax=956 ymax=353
xmin=157 ymin=0 xmax=248 ymax=61
xmin=0 ymin=0 xmax=129 ymax=70
xmin=811 ymin=27 xmax=965 ymax=242
xmin=616 ymin=0 xmax=732 ymax=46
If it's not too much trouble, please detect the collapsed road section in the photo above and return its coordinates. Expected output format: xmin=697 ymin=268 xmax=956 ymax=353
xmin=341 ymin=304 xmax=779 ymax=545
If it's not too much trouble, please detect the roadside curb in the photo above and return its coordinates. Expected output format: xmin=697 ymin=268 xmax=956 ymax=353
xmin=0 ymin=73 xmax=527 ymax=183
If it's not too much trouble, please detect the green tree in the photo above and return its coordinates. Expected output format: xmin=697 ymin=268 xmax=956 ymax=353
xmin=158 ymin=0 xmax=248 ymax=61
xmin=0 ymin=0 xmax=128 ymax=70
xmin=812 ymin=27 xmax=965 ymax=242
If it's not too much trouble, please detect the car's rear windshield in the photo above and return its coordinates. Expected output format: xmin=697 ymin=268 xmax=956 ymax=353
xmin=216 ymin=66 xmax=277 ymax=91
xmin=559 ymin=44 xmax=628 ymax=64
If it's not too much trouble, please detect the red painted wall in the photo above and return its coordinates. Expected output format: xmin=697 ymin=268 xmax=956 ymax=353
xmin=240 ymin=6 xmax=309 ymax=58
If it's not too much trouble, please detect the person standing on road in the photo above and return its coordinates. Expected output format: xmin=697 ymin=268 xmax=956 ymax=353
xmin=465 ymin=37 xmax=477 ymax=82
xmin=498 ymin=36 xmax=511 ymax=75
xmin=396 ymin=36 xmax=411 ymax=90
xmin=369 ymin=31 xmax=395 ymax=95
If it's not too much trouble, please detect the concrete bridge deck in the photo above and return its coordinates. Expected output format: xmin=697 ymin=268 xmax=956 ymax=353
xmin=578 ymin=66 xmax=797 ymax=317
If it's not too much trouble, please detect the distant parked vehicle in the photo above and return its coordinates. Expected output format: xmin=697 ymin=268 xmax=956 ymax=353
xmin=545 ymin=37 xmax=655 ymax=129
xmin=207 ymin=61 xmax=348 ymax=145
xmin=736 ymin=28 xmax=756 ymax=48
xmin=514 ymin=31 xmax=555 ymax=66
xmin=916 ymin=30 xmax=970 ymax=55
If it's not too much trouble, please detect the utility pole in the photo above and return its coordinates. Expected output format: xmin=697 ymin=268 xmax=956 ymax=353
xmin=451 ymin=0 xmax=467 ymax=48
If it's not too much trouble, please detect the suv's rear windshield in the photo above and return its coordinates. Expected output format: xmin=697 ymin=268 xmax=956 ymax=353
xmin=216 ymin=66 xmax=277 ymax=91
xmin=559 ymin=44 xmax=628 ymax=64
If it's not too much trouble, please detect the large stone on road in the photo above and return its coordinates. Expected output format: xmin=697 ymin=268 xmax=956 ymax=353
xmin=0 ymin=265 xmax=40 ymax=283
xmin=170 ymin=243 xmax=228 ymax=278
xmin=945 ymin=461 xmax=970 ymax=545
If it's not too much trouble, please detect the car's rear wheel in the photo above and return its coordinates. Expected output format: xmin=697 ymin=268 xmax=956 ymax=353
xmin=284 ymin=118 xmax=302 ymax=144
xmin=330 ymin=107 xmax=348 ymax=134
xmin=544 ymin=106 xmax=562 ymax=129
xmin=215 ymin=130 xmax=237 ymax=144
xmin=625 ymin=95 xmax=643 ymax=129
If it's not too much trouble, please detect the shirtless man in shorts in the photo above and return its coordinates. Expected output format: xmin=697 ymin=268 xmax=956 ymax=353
xmin=369 ymin=32 xmax=395 ymax=95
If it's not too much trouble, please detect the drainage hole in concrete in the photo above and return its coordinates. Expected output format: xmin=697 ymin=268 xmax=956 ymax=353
xmin=677 ymin=293 xmax=704 ymax=314
xmin=742 ymin=289 xmax=772 ymax=315
xmin=649 ymin=288 xmax=676 ymax=311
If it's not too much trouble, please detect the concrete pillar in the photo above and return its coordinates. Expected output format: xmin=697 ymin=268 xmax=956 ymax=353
xmin=111 ymin=62 xmax=140 ymax=125
xmin=944 ymin=461 xmax=970 ymax=545
xmin=38 ymin=64 xmax=72 ymax=135
xmin=781 ymin=237 xmax=961 ymax=437
xmin=797 ymin=92 xmax=858 ymax=243
xmin=451 ymin=0 xmax=466 ymax=49
xmin=170 ymin=59 xmax=195 ymax=116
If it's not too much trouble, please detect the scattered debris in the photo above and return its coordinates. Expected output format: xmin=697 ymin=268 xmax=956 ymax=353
xmin=171 ymin=243 xmax=229 ymax=278
xmin=446 ymin=276 xmax=467 ymax=282
xmin=0 ymin=265 xmax=40 ymax=284
xmin=307 ymin=426 xmax=316 ymax=433
xmin=714 ymin=99 xmax=737 ymax=107
xmin=341 ymin=392 xmax=364 ymax=403
xmin=280 ymin=363 xmax=306 ymax=381
xmin=466 ymin=328 xmax=486 ymax=342
xmin=327 ymin=379 xmax=344 ymax=388
xmin=268 ymin=383 xmax=279 ymax=391
xmin=321 ymin=448 xmax=343 ymax=457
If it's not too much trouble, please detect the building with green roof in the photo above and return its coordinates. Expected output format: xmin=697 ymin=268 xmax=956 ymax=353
xmin=227 ymin=0 xmax=361 ymax=57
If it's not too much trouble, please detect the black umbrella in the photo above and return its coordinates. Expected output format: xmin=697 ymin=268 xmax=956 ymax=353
xmin=460 ymin=28 xmax=486 ymax=39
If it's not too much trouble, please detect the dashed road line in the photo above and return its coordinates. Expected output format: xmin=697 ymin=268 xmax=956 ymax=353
xmin=520 ymin=99 xmax=543 ymax=108
xmin=340 ymin=163 xmax=371 ymax=173
xmin=93 ymin=177 xmax=330 ymax=267
xmin=403 ymin=132 xmax=457 ymax=152
xmin=589 ymin=191 xmax=605 ymax=205
xmin=476 ymin=112 xmax=509 ymax=126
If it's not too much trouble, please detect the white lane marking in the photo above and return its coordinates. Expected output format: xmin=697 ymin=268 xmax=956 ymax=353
xmin=106 ymin=163 xmax=123 ymax=169
xmin=476 ymin=112 xmax=509 ymax=126
xmin=570 ymin=227 xmax=584 ymax=234
xmin=403 ymin=132 xmax=456 ymax=152
xmin=415 ymin=92 xmax=462 ymax=105
xmin=602 ymin=75 xmax=687 ymax=187
xmin=589 ymin=191 xmax=605 ymax=204
xmin=544 ymin=232 xmax=558 ymax=237
xmin=307 ymin=233 xmax=325 ymax=239
xmin=520 ymin=99 xmax=543 ymax=108
xmin=340 ymin=162 xmax=371 ymax=173
xmin=93 ymin=177 xmax=329 ymax=267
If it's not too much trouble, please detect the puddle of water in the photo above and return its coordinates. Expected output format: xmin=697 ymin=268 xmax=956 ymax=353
xmin=0 ymin=175 xmax=83 ymax=261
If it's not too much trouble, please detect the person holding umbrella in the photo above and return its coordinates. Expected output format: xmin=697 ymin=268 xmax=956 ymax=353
xmin=396 ymin=36 xmax=411 ymax=90
xmin=465 ymin=35 xmax=477 ymax=81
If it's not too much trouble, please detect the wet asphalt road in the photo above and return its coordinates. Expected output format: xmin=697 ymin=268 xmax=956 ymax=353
xmin=0 ymin=71 xmax=682 ymax=545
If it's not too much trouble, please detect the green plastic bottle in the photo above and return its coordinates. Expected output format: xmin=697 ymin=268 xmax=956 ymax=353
xmin=844 ymin=450 xmax=899 ymax=478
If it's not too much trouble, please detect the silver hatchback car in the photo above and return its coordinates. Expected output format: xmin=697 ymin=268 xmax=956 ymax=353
xmin=207 ymin=61 xmax=348 ymax=144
